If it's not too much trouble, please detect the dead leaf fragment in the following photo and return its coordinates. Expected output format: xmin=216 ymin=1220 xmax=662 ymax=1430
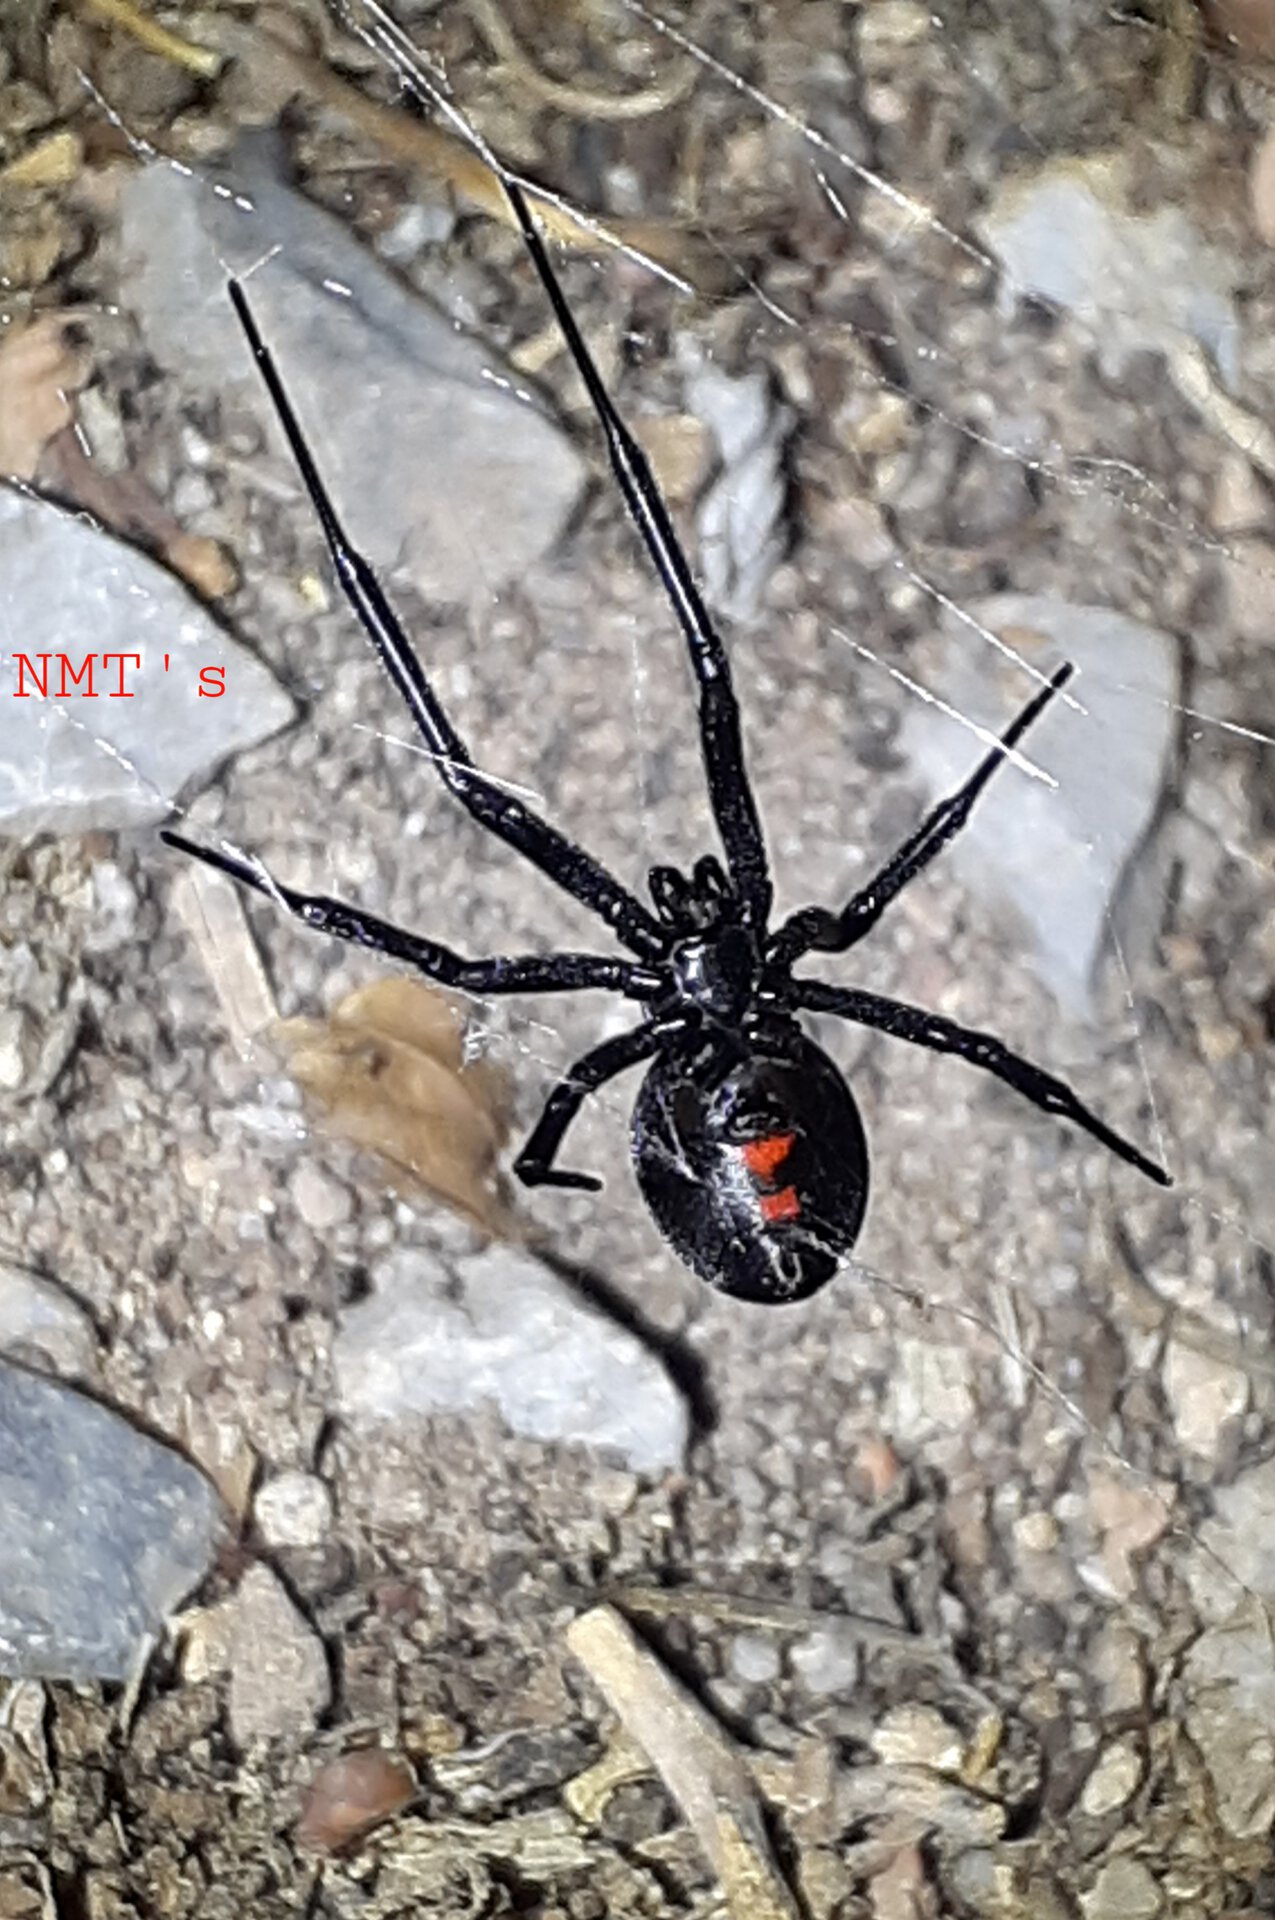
xmin=296 ymin=1748 xmax=417 ymax=1852
xmin=275 ymin=976 xmax=514 ymax=1234
xmin=0 ymin=314 xmax=90 ymax=480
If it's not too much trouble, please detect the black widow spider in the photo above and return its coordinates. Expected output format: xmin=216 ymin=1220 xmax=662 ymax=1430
xmin=164 ymin=176 xmax=1171 ymax=1306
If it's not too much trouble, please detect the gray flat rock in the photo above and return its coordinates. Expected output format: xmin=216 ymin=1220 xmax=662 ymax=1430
xmin=119 ymin=144 xmax=587 ymax=607
xmin=900 ymin=594 xmax=1177 ymax=1018
xmin=334 ymin=1244 xmax=688 ymax=1476
xmin=0 ymin=1359 xmax=221 ymax=1681
xmin=0 ymin=488 xmax=294 ymax=836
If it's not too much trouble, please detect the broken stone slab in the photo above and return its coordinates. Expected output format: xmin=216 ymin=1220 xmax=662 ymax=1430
xmin=118 ymin=139 xmax=587 ymax=608
xmin=0 ymin=487 xmax=293 ymax=836
xmin=900 ymin=594 xmax=1178 ymax=1019
xmin=334 ymin=1243 xmax=689 ymax=1476
xmin=0 ymin=1359 xmax=221 ymax=1681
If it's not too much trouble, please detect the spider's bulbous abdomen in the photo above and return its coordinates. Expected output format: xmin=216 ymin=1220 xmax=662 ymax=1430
xmin=631 ymin=1028 xmax=869 ymax=1305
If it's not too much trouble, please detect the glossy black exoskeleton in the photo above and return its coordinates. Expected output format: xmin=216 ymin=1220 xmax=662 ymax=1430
xmin=165 ymin=174 xmax=1170 ymax=1305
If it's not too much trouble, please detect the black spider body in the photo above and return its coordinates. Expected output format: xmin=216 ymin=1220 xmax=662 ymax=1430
xmin=165 ymin=174 xmax=1170 ymax=1306
xmin=633 ymin=1017 xmax=869 ymax=1304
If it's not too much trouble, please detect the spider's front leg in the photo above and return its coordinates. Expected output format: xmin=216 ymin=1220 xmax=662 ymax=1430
xmin=769 ymin=664 xmax=1074 ymax=970
xmin=162 ymin=831 xmax=661 ymax=1000
xmin=790 ymin=979 xmax=1171 ymax=1186
xmin=514 ymin=1017 xmax=688 ymax=1191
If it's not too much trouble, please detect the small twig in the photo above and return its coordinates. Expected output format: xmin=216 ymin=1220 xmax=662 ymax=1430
xmin=80 ymin=0 xmax=223 ymax=77
xmin=566 ymin=1604 xmax=801 ymax=1920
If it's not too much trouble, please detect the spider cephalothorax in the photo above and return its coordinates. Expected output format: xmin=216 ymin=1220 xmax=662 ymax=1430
xmin=165 ymin=175 xmax=1170 ymax=1305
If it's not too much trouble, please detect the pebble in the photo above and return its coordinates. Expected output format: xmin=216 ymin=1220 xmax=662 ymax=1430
xmin=884 ymin=1336 xmax=975 ymax=1439
xmin=288 ymin=1161 xmax=352 ymax=1232
xmin=729 ymin=1632 xmax=781 ymax=1686
xmin=119 ymin=140 xmax=586 ymax=608
xmin=0 ymin=489 xmax=293 ymax=836
xmin=1080 ymin=1737 xmax=1142 ymax=1816
xmin=334 ymin=1244 xmax=689 ymax=1475
xmin=871 ymin=1703 xmax=964 ymax=1772
xmin=790 ymin=1621 xmax=859 ymax=1696
xmin=0 ymin=1007 xmax=29 ymax=1090
xmin=1084 ymin=1469 xmax=1172 ymax=1601
xmin=1089 ymin=1621 xmax=1146 ymax=1715
xmin=1079 ymin=1856 xmax=1162 ymax=1919
xmin=1162 ymin=1339 xmax=1247 ymax=1460
xmin=0 ymin=1359 xmax=219 ymax=1681
xmin=253 ymin=1469 xmax=333 ymax=1549
xmin=226 ymin=1564 xmax=331 ymax=1747
xmin=1014 ymin=1510 xmax=1060 ymax=1555
xmin=858 ymin=0 xmax=933 ymax=54
xmin=1219 ymin=538 xmax=1275 ymax=643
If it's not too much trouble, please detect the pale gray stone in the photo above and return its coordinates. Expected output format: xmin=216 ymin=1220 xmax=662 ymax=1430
xmin=1182 ymin=1614 xmax=1275 ymax=1839
xmin=334 ymin=1244 xmax=688 ymax=1476
xmin=119 ymin=140 xmax=586 ymax=609
xmin=1080 ymin=1737 xmax=1143 ymax=1816
xmin=901 ymin=594 xmax=1177 ymax=1018
xmin=225 ymin=1564 xmax=331 ymax=1746
xmin=1163 ymin=1338 xmax=1248 ymax=1461
xmin=1079 ymin=1857 xmax=1162 ymax=1920
xmin=729 ymin=1632 xmax=781 ymax=1685
xmin=0 ymin=489 xmax=293 ymax=837
xmin=790 ymin=1621 xmax=859 ymax=1696
xmin=253 ymin=1469 xmax=333 ymax=1549
xmin=980 ymin=156 xmax=1240 ymax=388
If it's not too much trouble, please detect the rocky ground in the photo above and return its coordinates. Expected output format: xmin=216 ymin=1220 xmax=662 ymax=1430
xmin=2 ymin=2 xmax=1274 ymax=1915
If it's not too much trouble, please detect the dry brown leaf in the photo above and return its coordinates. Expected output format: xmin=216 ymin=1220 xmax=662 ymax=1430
xmin=275 ymin=976 xmax=515 ymax=1235
xmin=0 ymin=314 xmax=91 ymax=480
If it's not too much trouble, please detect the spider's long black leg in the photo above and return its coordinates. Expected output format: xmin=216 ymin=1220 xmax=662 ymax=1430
xmin=226 ymin=280 xmax=665 ymax=963
xmin=163 ymin=831 xmax=662 ymax=999
xmin=790 ymin=978 xmax=1171 ymax=1186
xmin=768 ymin=664 xmax=1073 ymax=971
xmin=501 ymin=180 xmax=772 ymax=933
xmin=514 ymin=1016 xmax=689 ymax=1191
